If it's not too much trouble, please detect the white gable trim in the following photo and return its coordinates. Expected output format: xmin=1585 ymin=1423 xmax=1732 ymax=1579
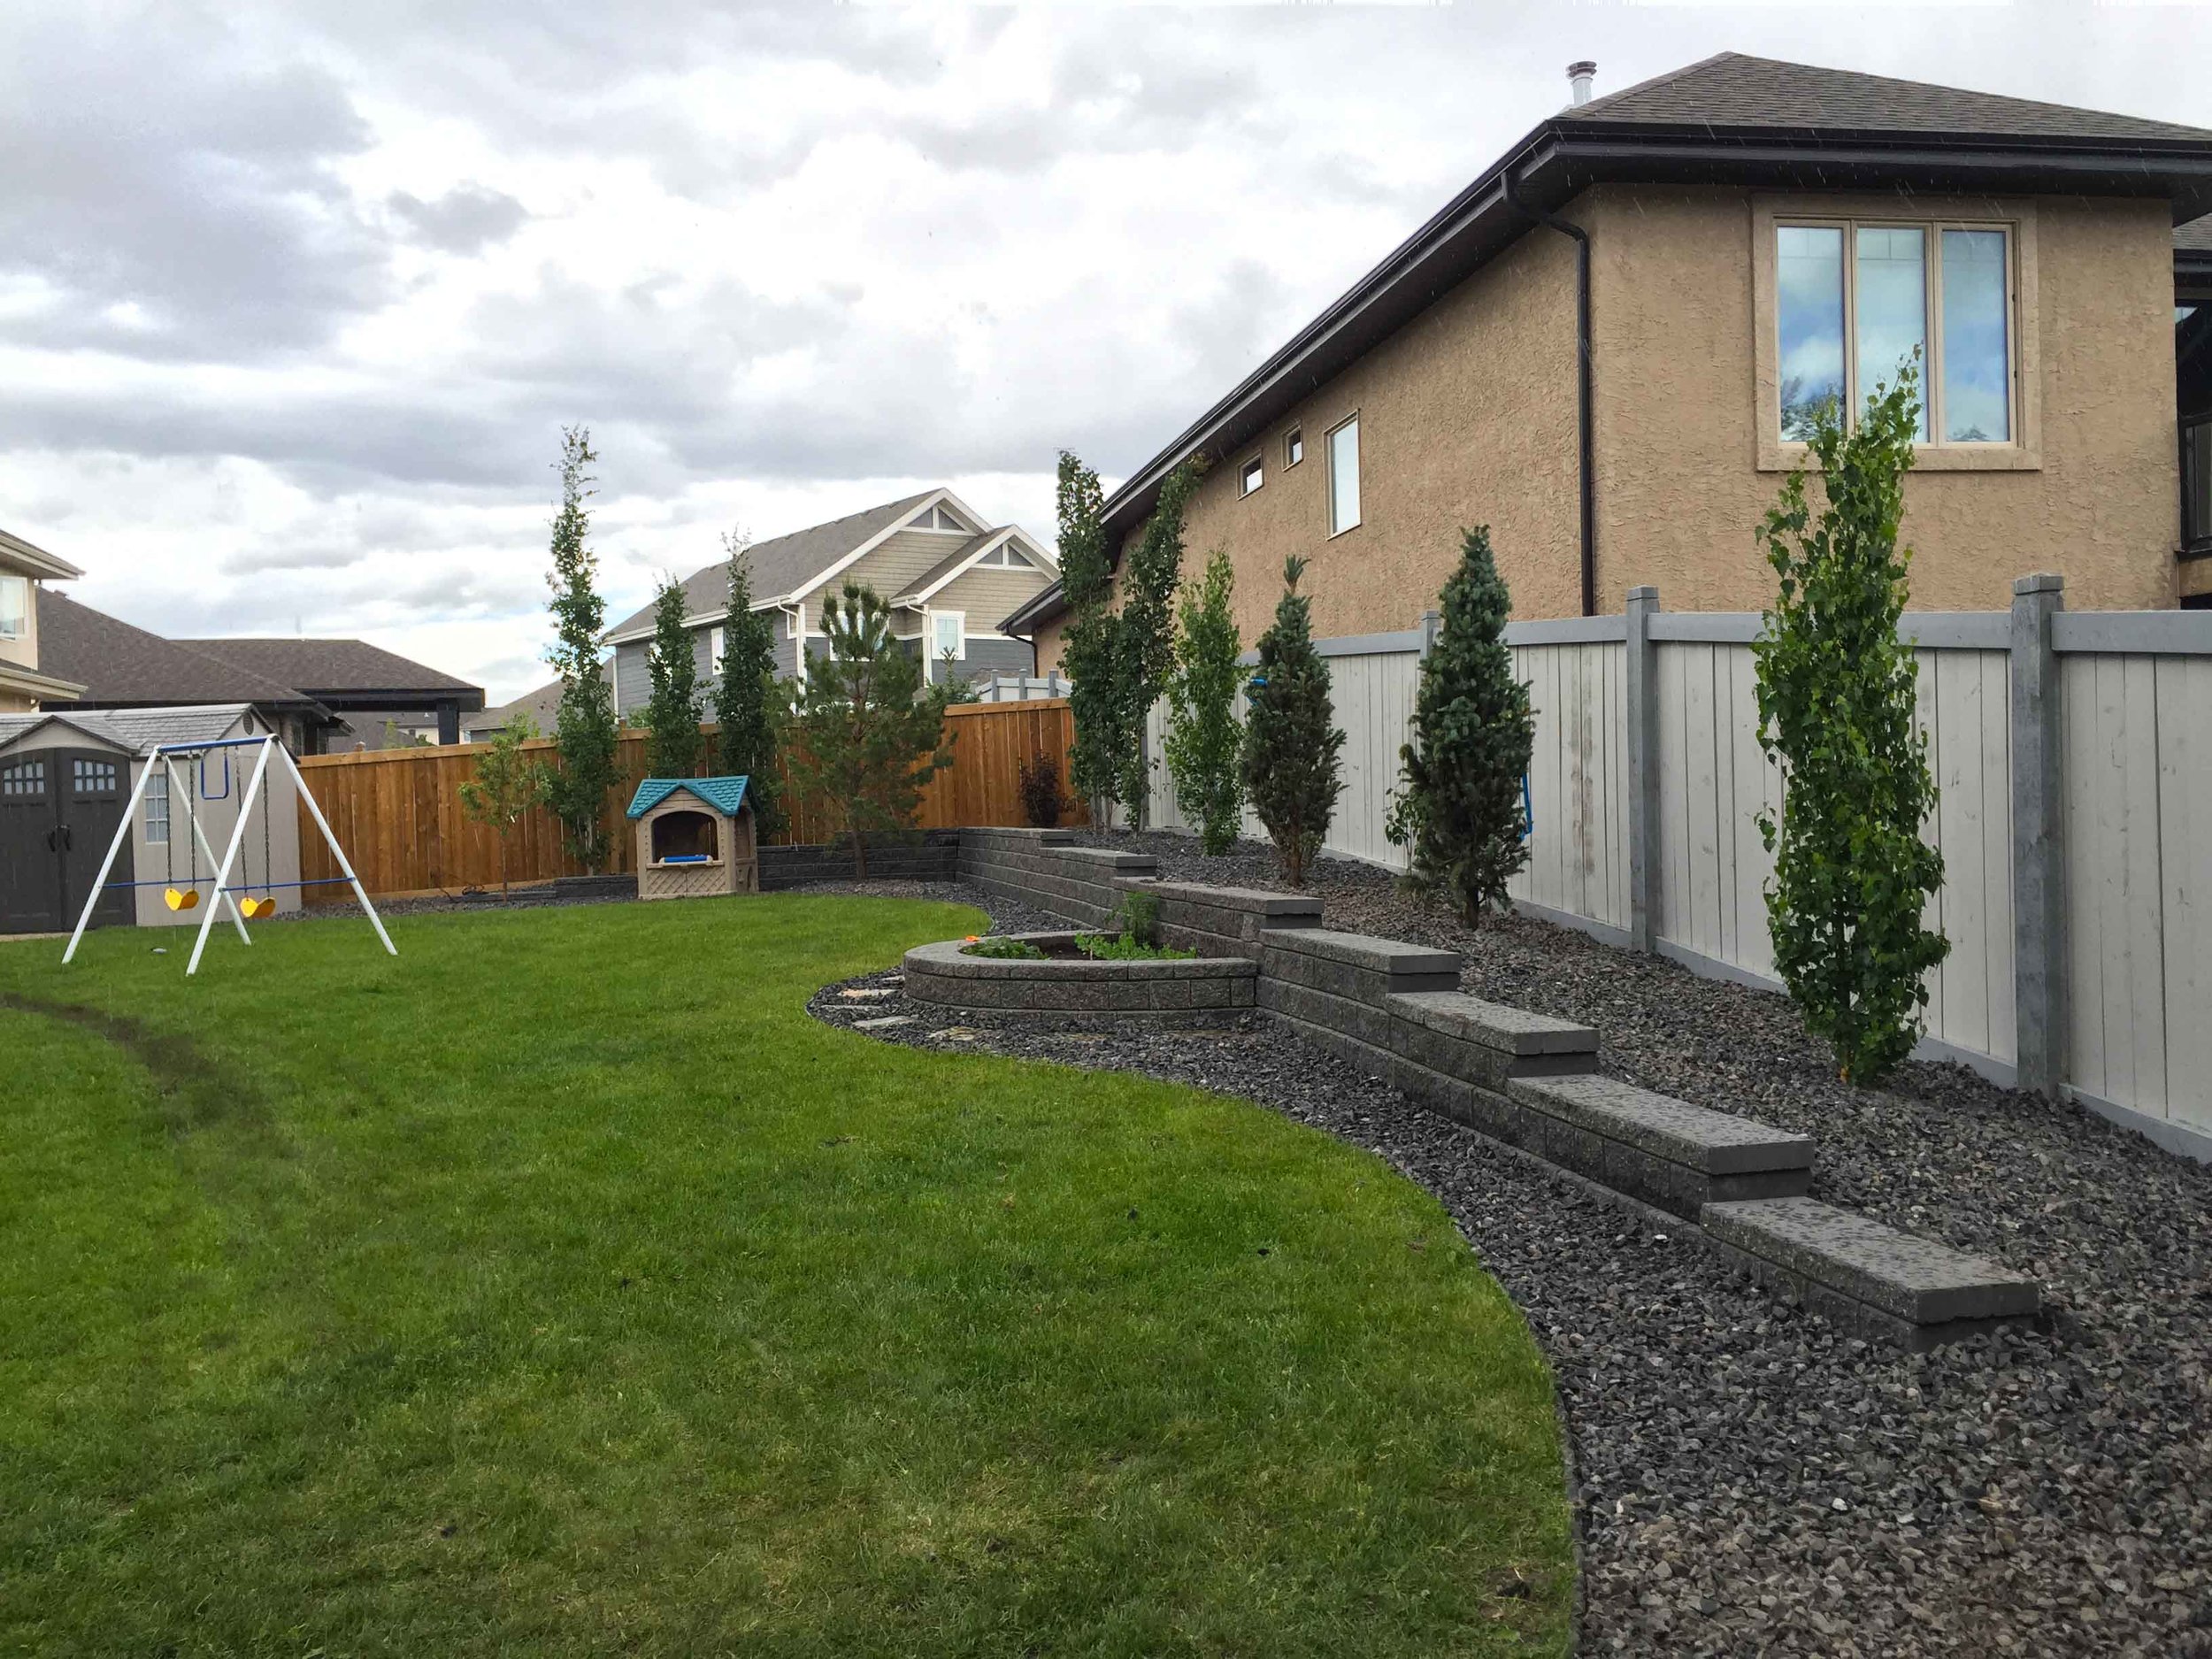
xmin=893 ymin=526 xmax=1059 ymax=606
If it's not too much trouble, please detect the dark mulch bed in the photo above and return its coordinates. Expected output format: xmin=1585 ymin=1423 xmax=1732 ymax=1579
xmin=810 ymin=849 xmax=2212 ymax=1656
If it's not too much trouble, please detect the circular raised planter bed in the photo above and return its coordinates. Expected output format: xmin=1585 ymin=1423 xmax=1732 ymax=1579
xmin=902 ymin=932 xmax=1258 ymax=1025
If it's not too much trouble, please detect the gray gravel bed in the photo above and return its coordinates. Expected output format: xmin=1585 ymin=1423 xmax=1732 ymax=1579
xmin=807 ymin=842 xmax=2212 ymax=1655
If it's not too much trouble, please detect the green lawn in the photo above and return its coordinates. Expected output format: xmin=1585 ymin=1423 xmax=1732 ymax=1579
xmin=0 ymin=896 xmax=1571 ymax=1656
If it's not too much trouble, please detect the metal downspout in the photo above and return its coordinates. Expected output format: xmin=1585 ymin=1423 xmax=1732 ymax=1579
xmin=1504 ymin=167 xmax=1596 ymax=618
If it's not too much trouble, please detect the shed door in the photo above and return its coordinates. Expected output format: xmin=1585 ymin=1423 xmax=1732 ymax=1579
xmin=0 ymin=754 xmax=64 ymax=933
xmin=59 ymin=751 xmax=132 ymax=931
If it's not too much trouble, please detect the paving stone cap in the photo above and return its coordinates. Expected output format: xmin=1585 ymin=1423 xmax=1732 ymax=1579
xmin=1264 ymin=928 xmax=1460 ymax=977
xmin=902 ymin=937 xmax=1256 ymax=980
xmin=1510 ymin=1073 xmax=1813 ymax=1173
xmin=1140 ymin=880 xmax=1325 ymax=918
xmin=1386 ymin=990 xmax=1597 ymax=1055
xmin=964 ymin=827 xmax=1075 ymax=845
xmin=1701 ymin=1196 xmax=2039 ymax=1325
xmin=1051 ymin=846 xmax=1160 ymax=872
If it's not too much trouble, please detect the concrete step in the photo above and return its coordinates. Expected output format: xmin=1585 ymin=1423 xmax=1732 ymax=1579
xmin=1390 ymin=990 xmax=1597 ymax=1056
xmin=1262 ymin=929 xmax=1461 ymax=1002
xmin=1701 ymin=1195 xmax=2040 ymax=1350
xmin=1506 ymin=1073 xmax=1814 ymax=1218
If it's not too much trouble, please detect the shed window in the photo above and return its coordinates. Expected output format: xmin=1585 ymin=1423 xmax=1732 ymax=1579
xmin=1239 ymin=456 xmax=1263 ymax=497
xmin=1327 ymin=416 xmax=1361 ymax=536
xmin=146 ymin=770 xmax=169 ymax=843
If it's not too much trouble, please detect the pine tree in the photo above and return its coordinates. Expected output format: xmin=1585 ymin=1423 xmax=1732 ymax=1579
xmin=643 ymin=575 xmax=703 ymax=779
xmin=1164 ymin=548 xmax=1245 ymax=856
xmin=712 ymin=531 xmax=781 ymax=836
xmin=1386 ymin=526 xmax=1535 ymax=922
xmin=457 ymin=713 xmax=549 ymax=900
xmin=1240 ymin=557 xmax=1343 ymax=887
xmin=542 ymin=426 xmax=620 ymax=872
xmin=1110 ymin=459 xmax=1204 ymax=824
xmin=782 ymin=583 xmax=955 ymax=877
xmin=1753 ymin=361 xmax=1947 ymax=1085
xmin=1056 ymin=450 xmax=1123 ymax=816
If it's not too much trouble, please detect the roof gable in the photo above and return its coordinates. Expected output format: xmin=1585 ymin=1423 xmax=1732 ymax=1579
xmin=626 ymin=775 xmax=749 ymax=818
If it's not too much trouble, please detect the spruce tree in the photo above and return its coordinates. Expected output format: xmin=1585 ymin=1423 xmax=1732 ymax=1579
xmin=712 ymin=531 xmax=781 ymax=836
xmin=1386 ymin=526 xmax=1535 ymax=922
xmin=642 ymin=575 xmax=703 ymax=779
xmin=783 ymin=583 xmax=955 ymax=877
xmin=1753 ymin=362 xmax=1947 ymax=1085
xmin=1240 ymin=557 xmax=1343 ymax=887
xmin=1056 ymin=450 xmax=1123 ymax=817
xmin=1110 ymin=459 xmax=1204 ymax=824
xmin=1164 ymin=548 xmax=1245 ymax=856
xmin=542 ymin=426 xmax=620 ymax=872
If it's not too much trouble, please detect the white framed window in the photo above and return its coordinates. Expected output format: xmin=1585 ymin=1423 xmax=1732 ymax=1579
xmin=0 ymin=573 xmax=27 ymax=641
xmin=1326 ymin=415 xmax=1361 ymax=536
xmin=1775 ymin=218 xmax=2015 ymax=446
xmin=916 ymin=503 xmax=967 ymax=532
xmin=786 ymin=608 xmax=799 ymax=640
xmin=1238 ymin=455 xmax=1263 ymax=497
xmin=1285 ymin=428 xmax=1303 ymax=468
xmin=932 ymin=611 xmax=965 ymax=661
xmin=145 ymin=770 xmax=170 ymax=843
xmin=975 ymin=544 xmax=1026 ymax=568
xmin=709 ymin=626 xmax=726 ymax=671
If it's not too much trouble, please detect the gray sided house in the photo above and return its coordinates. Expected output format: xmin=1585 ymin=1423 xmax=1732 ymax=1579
xmin=602 ymin=488 xmax=1058 ymax=719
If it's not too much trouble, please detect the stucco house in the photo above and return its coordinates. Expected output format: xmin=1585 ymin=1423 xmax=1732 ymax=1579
xmin=603 ymin=488 xmax=1056 ymax=718
xmin=1011 ymin=53 xmax=2212 ymax=666
xmin=0 ymin=528 xmax=88 ymax=713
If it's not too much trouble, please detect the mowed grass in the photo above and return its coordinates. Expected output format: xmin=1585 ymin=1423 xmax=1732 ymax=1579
xmin=0 ymin=896 xmax=1571 ymax=1656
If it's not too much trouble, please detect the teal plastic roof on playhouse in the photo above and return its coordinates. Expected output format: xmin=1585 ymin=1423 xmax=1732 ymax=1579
xmin=626 ymin=776 xmax=750 ymax=819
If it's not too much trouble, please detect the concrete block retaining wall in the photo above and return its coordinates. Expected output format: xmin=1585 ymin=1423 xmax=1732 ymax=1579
xmin=951 ymin=828 xmax=2039 ymax=1348
xmin=763 ymin=831 xmax=959 ymax=890
xmin=904 ymin=934 xmax=1257 ymax=1025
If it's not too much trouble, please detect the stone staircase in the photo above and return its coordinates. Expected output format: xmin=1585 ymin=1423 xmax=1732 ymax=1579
xmin=956 ymin=829 xmax=2040 ymax=1350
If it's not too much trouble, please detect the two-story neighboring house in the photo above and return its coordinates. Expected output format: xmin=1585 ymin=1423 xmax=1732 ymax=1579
xmin=603 ymin=488 xmax=1057 ymax=718
xmin=1011 ymin=54 xmax=2212 ymax=664
xmin=0 ymin=528 xmax=88 ymax=713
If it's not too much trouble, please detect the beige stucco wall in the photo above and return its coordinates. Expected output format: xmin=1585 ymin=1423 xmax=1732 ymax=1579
xmin=1586 ymin=186 xmax=2180 ymax=614
xmin=0 ymin=690 xmax=33 ymax=714
xmin=1039 ymin=182 xmax=2182 ymax=664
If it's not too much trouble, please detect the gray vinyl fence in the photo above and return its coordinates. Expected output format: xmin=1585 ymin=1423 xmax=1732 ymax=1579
xmin=1138 ymin=573 xmax=2212 ymax=1162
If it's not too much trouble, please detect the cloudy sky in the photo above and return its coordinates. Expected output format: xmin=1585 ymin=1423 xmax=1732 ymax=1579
xmin=5 ymin=1 xmax=2207 ymax=703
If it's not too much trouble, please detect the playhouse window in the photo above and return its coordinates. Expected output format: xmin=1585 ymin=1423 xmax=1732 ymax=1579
xmin=651 ymin=810 xmax=718 ymax=864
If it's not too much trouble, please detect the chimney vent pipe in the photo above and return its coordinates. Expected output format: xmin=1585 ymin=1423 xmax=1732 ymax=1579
xmin=1568 ymin=60 xmax=1596 ymax=107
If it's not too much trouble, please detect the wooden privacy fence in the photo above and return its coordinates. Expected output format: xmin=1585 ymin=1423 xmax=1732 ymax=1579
xmin=298 ymin=698 xmax=1081 ymax=902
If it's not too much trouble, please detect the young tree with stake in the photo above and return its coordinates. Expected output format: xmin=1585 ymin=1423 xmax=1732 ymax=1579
xmin=1752 ymin=362 xmax=1947 ymax=1085
xmin=1386 ymin=526 xmax=1534 ymax=922
xmin=543 ymin=427 xmax=621 ymax=871
xmin=783 ymin=583 xmax=955 ymax=877
xmin=1240 ymin=557 xmax=1343 ymax=887
xmin=457 ymin=714 xmax=549 ymax=900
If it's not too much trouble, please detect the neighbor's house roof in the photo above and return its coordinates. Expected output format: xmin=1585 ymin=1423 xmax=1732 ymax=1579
xmin=172 ymin=635 xmax=483 ymax=711
xmin=0 ymin=703 xmax=257 ymax=757
xmin=626 ymin=775 xmax=750 ymax=818
xmin=1009 ymin=52 xmax=2212 ymax=635
xmin=463 ymin=673 xmax=580 ymax=741
xmin=0 ymin=526 xmax=84 ymax=581
xmin=39 ymin=591 xmax=327 ymax=711
xmin=2181 ymin=213 xmax=2212 ymax=284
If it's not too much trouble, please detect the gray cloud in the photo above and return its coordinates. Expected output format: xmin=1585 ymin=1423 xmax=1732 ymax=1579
xmin=388 ymin=184 xmax=529 ymax=254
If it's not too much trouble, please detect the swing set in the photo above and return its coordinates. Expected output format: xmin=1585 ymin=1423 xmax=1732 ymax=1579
xmin=61 ymin=733 xmax=396 ymax=976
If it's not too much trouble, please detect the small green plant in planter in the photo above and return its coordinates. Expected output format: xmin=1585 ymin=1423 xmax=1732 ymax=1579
xmin=1074 ymin=933 xmax=1196 ymax=963
xmin=964 ymin=935 xmax=1047 ymax=961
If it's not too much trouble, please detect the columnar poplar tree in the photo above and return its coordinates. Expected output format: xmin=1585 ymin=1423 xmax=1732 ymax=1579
xmin=1752 ymin=362 xmax=1948 ymax=1085
xmin=1240 ymin=557 xmax=1343 ymax=887
xmin=783 ymin=582 xmax=955 ymax=877
xmin=643 ymin=576 xmax=703 ymax=779
xmin=543 ymin=426 xmax=621 ymax=871
xmin=1110 ymin=459 xmax=1205 ymax=823
xmin=1164 ymin=548 xmax=1245 ymax=856
xmin=1386 ymin=526 xmax=1535 ymax=922
xmin=1056 ymin=450 xmax=1122 ymax=815
xmin=712 ymin=531 xmax=781 ymax=836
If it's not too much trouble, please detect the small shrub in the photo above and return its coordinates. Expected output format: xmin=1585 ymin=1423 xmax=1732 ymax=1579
xmin=964 ymin=935 xmax=1046 ymax=960
xmin=1240 ymin=557 xmax=1344 ymax=887
xmin=1017 ymin=753 xmax=1069 ymax=828
xmin=1752 ymin=360 xmax=1948 ymax=1085
xmin=1073 ymin=933 xmax=1195 ymax=963
xmin=1113 ymin=888 xmax=1163 ymax=948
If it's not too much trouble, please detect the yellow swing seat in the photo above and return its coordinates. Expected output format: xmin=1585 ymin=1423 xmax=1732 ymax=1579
xmin=239 ymin=895 xmax=275 ymax=920
xmin=163 ymin=887 xmax=201 ymax=911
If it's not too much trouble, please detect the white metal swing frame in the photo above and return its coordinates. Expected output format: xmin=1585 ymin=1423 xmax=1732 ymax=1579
xmin=61 ymin=733 xmax=396 ymax=975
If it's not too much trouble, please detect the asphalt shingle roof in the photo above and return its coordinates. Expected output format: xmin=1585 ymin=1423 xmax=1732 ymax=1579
xmin=39 ymin=591 xmax=320 ymax=708
xmin=2179 ymin=214 xmax=2212 ymax=253
xmin=0 ymin=703 xmax=256 ymax=755
xmin=606 ymin=491 xmax=937 ymax=638
xmin=1565 ymin=52 xmax=2212 ymax=143
xmin=173 ymin=636 xmax=480 ymax=696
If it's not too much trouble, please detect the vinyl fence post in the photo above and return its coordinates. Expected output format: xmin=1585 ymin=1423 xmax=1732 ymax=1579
xmin=1624 ymin=585 xmax=1660 ymax=953
xmin=1419 ymin=608 xmax=1441 ymax=660
xmin=2010 ymin=572 xmax=2068 ymax=1098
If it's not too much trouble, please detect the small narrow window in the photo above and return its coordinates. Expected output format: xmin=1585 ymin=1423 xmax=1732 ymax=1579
xmin=1238 ymin=456 xmax=1263 ymax=497
xmin=1327 ymin=417 xmax=1361 ymax=536
xmin=933 ymin=611 xmax=965 ymax=660
xmin=709 ymin=626 xmax=726 ymax=671
xmin=1940 ymin=228 xmax=2010 ymax=442
xmin=1285 ymin=428 xmax=1303 ymax=467
xmin=0 ymin=573 xmax=26 ymax=640
xmin=146 ymin=770 xmax=170 ymax=843
xmin=1855 ymin=226 xmax=1928 ymax=439
xmin=1777 ymin=225 xmax=1846 ymax=440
